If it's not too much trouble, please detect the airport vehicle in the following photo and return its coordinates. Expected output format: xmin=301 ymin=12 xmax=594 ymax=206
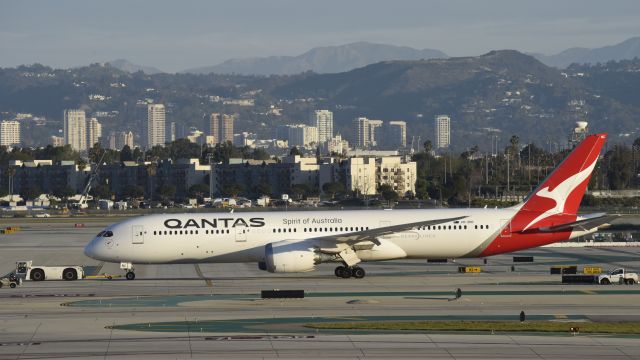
xmin=85 ymin=134 xmax=615 ymax=280
xmin=16 ymin=260 xmax=84 ymax=281
xmin=598 ymin=268 xmax=638 ymax=285
xmin=0 ymin=274 xmax=20 ymax=288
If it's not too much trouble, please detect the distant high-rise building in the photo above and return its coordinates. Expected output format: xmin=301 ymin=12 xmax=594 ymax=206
xmin=353 ymin=117 xmax=370 ymax=148
xmin=312 ymin=110 xmax=333 ymax=142
xmin=50 ymin=135 xmax=64 ymax=147
xmin=368 ymin=120 xmax=384 ymax=147
xmin=121 ymin=131 xmax=134 ymax=149
xmin=275 ymin=124 xmax=291 ymax=140
xmin=435 ymin=115 xmax=450 ymax=149
xmin=107 ymin=131 xmax=135 ymax=150
xmin=0 ymin=120 xmax=20 ymax=146
xmin=147 ymin=104 xmax=166 ymax=147
xmin=288 ymin=125 xmax=318 ymax=147
xmin=64 ymin=109 xmax=87 ymax=151
xmin=209 ymin=113 xmax=234 ymax=144
xmin=386 ymin=121 xmax=407 ymax=148
xmin=170 ymin=122 xmax=176 ymax=142
xmin=87 ymin=117 xmax=102 ymax=148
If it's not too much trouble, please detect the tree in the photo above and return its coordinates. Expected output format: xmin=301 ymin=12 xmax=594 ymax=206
xmin=423 ymin=140 xmax=433 ymax=154
xmin=289 ymin=146 xmax=301 ymax=156
xmin=90 ymin=183 xmax=112 ymax=200
xmin=120 ymin=145 xmax=134 ymax=162
xmin=121 ymin=185 xmax=144 ymax=199
xmin=378 ymin=184 xmax=399 ymax=203
xmin=188 ymin=183 xmax=210 ymax=199
xmin=251 ymin=148 xmax=270 ymax=160
xmin=322 ymin=181 xmax=345 ymax=199
xmin=19 ymin=185 xmax=41 ymax=201
xmin=158 ymin=184 xmax=177 ymax=200
xmin=254 ymin=183 xmax=272 ymax=197
xmin=223 ymin=183 xmax=244 ymax=197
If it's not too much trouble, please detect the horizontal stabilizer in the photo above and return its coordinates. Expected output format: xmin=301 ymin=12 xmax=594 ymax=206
xmin=527 ymin=213 xmax=618 ymax=233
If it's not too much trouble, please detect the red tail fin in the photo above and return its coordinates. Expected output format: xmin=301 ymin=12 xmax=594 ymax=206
xmin=515 ymin=133 xmax=607 ymax=231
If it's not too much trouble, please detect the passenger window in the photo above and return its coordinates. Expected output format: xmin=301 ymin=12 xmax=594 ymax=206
xmin=486 ymin=225 xmax=489 ymax=229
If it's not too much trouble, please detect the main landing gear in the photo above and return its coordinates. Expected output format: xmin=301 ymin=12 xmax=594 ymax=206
xmin=334 ymin=265 xmax=366 ymax=279
xmin=121 ymin=262 xmax=136 ymax=280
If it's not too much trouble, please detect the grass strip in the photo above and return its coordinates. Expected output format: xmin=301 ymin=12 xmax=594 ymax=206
xmin=305 ymin=321 xmax=640 ymax=334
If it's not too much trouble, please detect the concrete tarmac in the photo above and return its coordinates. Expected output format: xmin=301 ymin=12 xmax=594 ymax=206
xmin=1 ymin=217 xmax=640 ymax=359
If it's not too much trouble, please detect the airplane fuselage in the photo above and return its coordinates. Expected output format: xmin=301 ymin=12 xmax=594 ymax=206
xmin=85 ymin=207 xmax=589 ymax=265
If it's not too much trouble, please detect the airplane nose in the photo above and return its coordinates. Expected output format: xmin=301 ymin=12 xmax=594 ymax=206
xmin=84 ymin=240 xmax=96 ymax=258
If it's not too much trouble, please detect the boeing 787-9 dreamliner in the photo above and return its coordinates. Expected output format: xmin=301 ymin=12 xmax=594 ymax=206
xmin=84 ymin=133 xmax=614 ymax=280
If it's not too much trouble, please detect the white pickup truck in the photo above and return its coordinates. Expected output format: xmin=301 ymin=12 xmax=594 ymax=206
xmin=598 ymin=268 xmax=638 ymax=285
xmin=15 ymin=260 xmax=84 ymax=281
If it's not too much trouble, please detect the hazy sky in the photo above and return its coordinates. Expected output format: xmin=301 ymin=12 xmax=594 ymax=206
xmin=2 ymin=0 xmax=639 ymax=72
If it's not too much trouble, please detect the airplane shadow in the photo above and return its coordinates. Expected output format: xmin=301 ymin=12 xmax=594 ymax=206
xmin=404 ymin=296 xmax=456 ymax=301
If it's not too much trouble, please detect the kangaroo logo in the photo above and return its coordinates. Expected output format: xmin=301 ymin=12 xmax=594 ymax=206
xmin=523 ymin=159 xmax=597 ymax=231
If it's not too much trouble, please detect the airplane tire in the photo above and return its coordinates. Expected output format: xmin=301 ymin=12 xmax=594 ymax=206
xmin=353 ymin=267 xmax=366 ymax=279
xmin=341 ymin=267 xmax=352 ymax=278
xmin=334 ymin=266 xmax=345 ymax=278
xmin=31 ymin=269 xmax=45 ymax=281
xmin=125 ymin=272 xmax=136 ymax=280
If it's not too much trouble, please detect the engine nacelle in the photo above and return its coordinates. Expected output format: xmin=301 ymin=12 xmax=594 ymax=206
xmin=262 ymin=240 xmax=321 ymax=273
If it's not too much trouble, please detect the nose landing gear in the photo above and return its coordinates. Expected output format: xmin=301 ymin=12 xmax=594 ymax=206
xmin=334 ymin=265 xmax=365 ymax=279
xmin=121 ymin=262 xmax=136 ymax=280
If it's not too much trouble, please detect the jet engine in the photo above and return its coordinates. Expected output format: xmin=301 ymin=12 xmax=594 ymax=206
xmin=259 ymin=240 xmax=329 ymax=273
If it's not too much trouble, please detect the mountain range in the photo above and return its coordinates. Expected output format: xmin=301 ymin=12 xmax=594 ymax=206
xmin=532 ymin=36 xmax=640 ymax=68
xmin=107 ymin=37 xmax=640 ymax=76
xmin=182 ymin=42 xmax=448 ymax=75
xmin=106 ymin=59 xmax=164 ymax=75
xmin=2 ymin=49 xmax=639 ymax=149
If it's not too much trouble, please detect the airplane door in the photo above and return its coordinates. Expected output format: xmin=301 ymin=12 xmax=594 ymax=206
xmin=500 ymin=219 xmax=512 ymax=237
xmin=132 ymin=225 xmax=145 ymax=244
xmin=235 ymin=227 xmax=247 ymax=242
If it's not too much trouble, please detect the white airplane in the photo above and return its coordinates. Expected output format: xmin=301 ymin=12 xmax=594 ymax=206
xmin=85 ymin=133 xmax=614 ymax=280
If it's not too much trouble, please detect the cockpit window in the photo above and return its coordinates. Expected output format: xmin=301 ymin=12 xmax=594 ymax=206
xmin=103 ymin=231 xmax=113 ymax=237
xmin=97 ymin=231 xmax=105 ymax=237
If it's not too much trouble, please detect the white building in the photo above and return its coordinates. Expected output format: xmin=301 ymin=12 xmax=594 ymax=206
xmin=435 ymin=115 xmax=451 ymax=149
xmin=87 ymin=117 xmax=102 ymax=148
xmin=376 ymin=156 xmax=416 ymax=196
xmin=368 ymin=119 xmax=384 ymax=147
xmin=50 ymin=135 xmax=64 ymax=147
xmin=288 ymin=125 xmax=318 ymax=148
xmin=0 ymin=120 xmax=20 ymax=146
xmin=321 ymin=134 xmax=349 ymax=155
xmin=147 ymin=104 xmax=166 ymax=147
xmin=320 ymin=156 xmax=416 ymax=197
xmin=312 ymin=109 xmax=333 ymax=143
xmin=353 ymin=117 xmax=370 ymax=149
xmin=64 ymin=109 xmax=87 ymax=151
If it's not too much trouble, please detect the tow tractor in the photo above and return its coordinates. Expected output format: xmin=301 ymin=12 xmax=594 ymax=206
xmin=598 ymin=268 xmax=639 ymax=285
xmin=0 ymin=273 xmax=20 ymax=288
xmin=15 ymin=260 xmax=84 ymax=281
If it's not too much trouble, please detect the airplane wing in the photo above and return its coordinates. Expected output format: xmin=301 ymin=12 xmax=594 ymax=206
xmin=308 ymin=215 xmax=466 ymax=266
xmin=529 ymin=213 xmax=618 ymax=233
xmin=315 ymin=215 xmax=467 ymax=246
